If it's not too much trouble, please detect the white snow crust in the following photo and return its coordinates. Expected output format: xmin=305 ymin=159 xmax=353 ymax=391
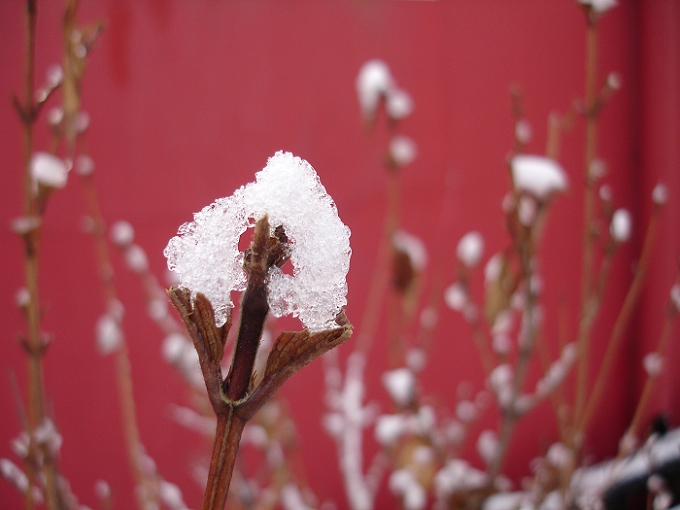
xmin=511 ymin=155 xmax=568 ymax=199
xmin=164 ymin=151 xmax=351 ymax=331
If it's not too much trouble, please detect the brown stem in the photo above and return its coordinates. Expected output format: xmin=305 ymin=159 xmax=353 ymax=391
xmin=620 ymin=304 xmax=676 ymax=456
xmin=19 ymin=1 xmax=57 ymax=508
xmin=575 ymin=18 xmax=599 ymax=426
xmin=202 ymin=410 xmax=247 ymax=510
xmin=224 ymin=216 xmax=287 ymax=401
xmin=576 ymin=208 xmax=660 ymax=435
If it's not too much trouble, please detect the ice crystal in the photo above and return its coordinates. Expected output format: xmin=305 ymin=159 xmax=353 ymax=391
xmin=165 ymin=151 xmax=351 ymax=331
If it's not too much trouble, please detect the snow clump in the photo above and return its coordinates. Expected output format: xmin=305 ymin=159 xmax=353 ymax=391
xmin=164 ymin=151 xmax=351 ymax=331
xmin=511 ymin=155 xmax=568 ymax=199
xmin=579 ymin=0 xmax=617 ymax=14
xmin=31 ymin=152 xmax=69 ymax=190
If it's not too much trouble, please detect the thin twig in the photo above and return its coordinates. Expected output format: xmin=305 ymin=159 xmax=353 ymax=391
xmin=575 ymin=18 xmax=600 ymax=426
xmin=576 ymin=206 xmax=660 ymax=434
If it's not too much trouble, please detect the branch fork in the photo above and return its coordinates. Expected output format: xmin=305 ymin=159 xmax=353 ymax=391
xmin=168 ymin=215 xmax=352 ymax=510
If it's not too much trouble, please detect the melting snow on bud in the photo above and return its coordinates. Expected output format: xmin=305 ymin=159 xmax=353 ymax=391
xmin=610 ymin=208 xmax=631 ymax=242
xmin=165 ymin=151 xmax=351 ymax=331
xmin=31 ymin=152 xmax=69 ymax=190
xmin=393 ymin=230 xmax=428 ymax=271
xmin=356 ymin=59 xmax=393 ymax=119
xmin=457 ymin=231 xmax=484 ymax=267
xmin=511 ymin=155 xmax=568 ymax=199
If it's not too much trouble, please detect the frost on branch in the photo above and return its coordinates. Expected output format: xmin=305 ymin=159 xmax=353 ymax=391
xmin=164 ymin=151 xmax=351 ymax=331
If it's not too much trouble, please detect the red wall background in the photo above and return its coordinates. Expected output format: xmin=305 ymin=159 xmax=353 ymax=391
xmin=1 ymin=1 xmax=679 ymax=508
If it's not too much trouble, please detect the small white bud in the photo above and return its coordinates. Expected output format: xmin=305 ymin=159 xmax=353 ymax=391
xmin=94 ymin=480 xmax=111 ymax=500
xmin=386 ymin=88 xmax=413 ymax=120
xmin=457 ymin=231 xmax=484 ymax=267
xmin=389 ymin=135 xmax=418 ymax=167
xmin=31 ymin=152 xmax=69 ymax=190
xmin=47 ymin=107 xmax=64 ymax=126
xmin=0 ymin=458 xmax=29 ymax=492
xmin=419 ymin=307 xmax=438 ymax=330
xmin=162 ymin=333 xmax=189 ymax=364
xmin=607 ymin=72 xmax=622 ymax=90
xmin=15 ymin=287 xmax=30 ymax=308
xmin=96 ymin=313 xmax=123 ymax=355
xmin=477 ymin=430 xmax=498 ymax=465
xmin=670 ymin=284 xmax=680 ymax=311
xmin=392 ymin=229 xmax=427 ymax=270
xmin=444 ymin=282 xmax=467 ymax=311
xmin=579 ymin=0 xmax=618 ymax=14
xmin=590 ymin=159 xmax=607 ymax=180
xmin=75 ymin=111 xmax=90 ymax=133
xmin=110 ymin=221 xmax=135 ymax=246
xmin=652 ymin=183 xmax=668 ymax=205
xmin=456 ymin=400 xmax=477 ymax=423
xmin=356 ymin=59 xmax=393 ymax=118
xmin=405 ymin=347 xmax=427 ymax=372
xmin=515 ymin=119 xmax=532 ymax=144
xmin=610 ymin=208 xmax=632 ymax=242
xmin=619 ymin=432 xmax=637 ymax=455
xmin=75 ymin=155 xmax=95 ymax=176
xmin=45 ymin=64 xmax=64 ymax=88
xmin=492 ymin=334 xmax=512 ymax=355
xmin=382 ymin=368 xmax=416 ymax=407
xmin=643 ymin=352 xmax=663 ymax=376
xmin=599 ymin=184 xmax=613 ymax=202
